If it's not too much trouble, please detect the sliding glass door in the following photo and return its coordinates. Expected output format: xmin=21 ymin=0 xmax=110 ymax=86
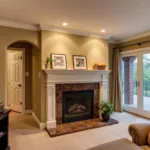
xmin=121 ymin=50 xmax=150 ymax=118
xmin=141 ymin=52 xmax=150 ymax=118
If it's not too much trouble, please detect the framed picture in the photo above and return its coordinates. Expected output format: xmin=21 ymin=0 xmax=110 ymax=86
xmin=73 ymin=55 xmax=87 ymax=70
xmin=51 ymin=54 xmax=67 ymax=70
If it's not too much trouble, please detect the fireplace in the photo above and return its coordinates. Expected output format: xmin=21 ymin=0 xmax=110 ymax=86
xmin=62 ymin=90 xmax=94 ymax=123
xmin=56 ymin=83 xmax=99 ymax=125
xmin=44 ymin=70 xmax=110 ymax=129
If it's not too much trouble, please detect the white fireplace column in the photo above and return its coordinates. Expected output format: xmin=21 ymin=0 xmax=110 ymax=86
xmin=100 ymin=74 xmax=109 ymax=102
xmin=46 ymin=82 xmax=56 ymax=129
xmin=44 ymin=70 xmax=111 ymax=129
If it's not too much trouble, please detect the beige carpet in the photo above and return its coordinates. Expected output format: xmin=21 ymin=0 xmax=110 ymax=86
xmin=9 ymin=111 xmax=150 ymax=150
xmin=9 ymin=111 xmax=44 ymax=135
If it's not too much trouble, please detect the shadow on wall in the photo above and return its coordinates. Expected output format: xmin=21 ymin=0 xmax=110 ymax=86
xmin=42 ymin=31 xmax=108 ymax=70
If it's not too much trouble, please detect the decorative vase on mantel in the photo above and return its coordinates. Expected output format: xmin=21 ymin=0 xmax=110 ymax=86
xmin=44 ymin=56 xmax=53 ymax=69
xmin=45 ymin=63 xmax=50 ymax=69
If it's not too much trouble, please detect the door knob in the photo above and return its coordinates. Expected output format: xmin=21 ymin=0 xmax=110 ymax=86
xmin=18 ymin=84 xmax=22 ymax=87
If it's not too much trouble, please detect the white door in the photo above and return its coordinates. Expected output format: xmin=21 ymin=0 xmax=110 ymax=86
xmin=121 ymin=50 xmax=150 ymax=118
xmin=7 ymin=50 xmax=23 ymax=112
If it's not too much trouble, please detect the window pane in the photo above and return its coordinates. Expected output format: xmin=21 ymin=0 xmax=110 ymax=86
xmin=143 ymin=54 xmax=150 ymax=111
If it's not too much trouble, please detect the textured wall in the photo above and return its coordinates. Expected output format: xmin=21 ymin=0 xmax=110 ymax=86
xmin=41 ymin=30 xmax=109 ymax=70
xmin=0 ymin=26 xmax=41 ymax=121
xmin=40 ymin=30 xmax=109 ymax=122
xmin=0 ymin=26 xmax=110 ymax=123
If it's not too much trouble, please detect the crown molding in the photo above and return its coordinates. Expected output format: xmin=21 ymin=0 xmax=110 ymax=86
xmin=1 ymin=19 xmax=150 ymax=43
xmin=39 ymin=24 xmax=112 ymax=40
xmin=116 ymin=32 xmax=150 ymax=44
xmin=0 ymin=19 xmax=112 ymax=40
xmin=0 ymin=19 xmax=39 ymax=31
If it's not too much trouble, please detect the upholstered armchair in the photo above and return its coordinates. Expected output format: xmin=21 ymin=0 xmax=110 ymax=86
xmin=129 ymin=124 xmax=150 ymax=150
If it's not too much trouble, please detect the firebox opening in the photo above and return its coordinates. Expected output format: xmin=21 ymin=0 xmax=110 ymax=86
xmin=62 ymin=90 xmax=94 ymax=123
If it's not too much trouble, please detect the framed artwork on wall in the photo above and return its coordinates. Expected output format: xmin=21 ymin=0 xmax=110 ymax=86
xmin=73 ymin=55 xmax=87 ymax=70
xmin=51 ymin=54 xmax=67 ymax=70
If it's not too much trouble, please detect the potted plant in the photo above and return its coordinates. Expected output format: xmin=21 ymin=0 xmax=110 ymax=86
xmin=98 ymin=101 xmax=114 ymax=121
xmin=45 ymin=56 xmax=53 ymax=69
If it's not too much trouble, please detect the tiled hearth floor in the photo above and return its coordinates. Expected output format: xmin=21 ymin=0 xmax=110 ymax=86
xmin=9 ymin=112 xmax=150 ymax=150
xmin=47 ymin=118 xmax=118 ymax=137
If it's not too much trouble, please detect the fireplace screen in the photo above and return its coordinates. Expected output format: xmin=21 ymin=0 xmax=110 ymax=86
xmin=62 ymin=90 xmax=94 ymax=123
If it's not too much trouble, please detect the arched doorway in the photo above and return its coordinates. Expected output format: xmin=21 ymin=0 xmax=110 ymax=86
xmin=6 ymin=41 xmax=41 ymax=131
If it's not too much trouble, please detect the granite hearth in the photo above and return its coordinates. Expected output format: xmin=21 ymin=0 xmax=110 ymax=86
xmin=47 ymin=118 xmax=119 ymax=137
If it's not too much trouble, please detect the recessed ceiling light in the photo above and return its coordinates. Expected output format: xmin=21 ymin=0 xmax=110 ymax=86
xmin=101 ymin=29 xmax=106 ymax=33
xmin=62 ymin=22 xmax=68 ymax=26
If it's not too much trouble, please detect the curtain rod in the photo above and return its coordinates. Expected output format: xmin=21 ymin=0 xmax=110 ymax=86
xmin=114 ymin=40 xmax=150 ymax=50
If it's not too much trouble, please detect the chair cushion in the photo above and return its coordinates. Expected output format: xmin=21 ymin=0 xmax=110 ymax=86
xmin=141 ymin=145 xmax=150 ymax=150
xmin=148 ymin=131 xmax=150 ymax=145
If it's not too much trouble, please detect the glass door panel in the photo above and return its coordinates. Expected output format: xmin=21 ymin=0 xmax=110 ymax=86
xmin=121 ymin=55 xmax=138 ymax=109
xmin=121 ymin=50 xmax=150 ymax=118
xmin=142 ymin=53 xmax=150 ymax=111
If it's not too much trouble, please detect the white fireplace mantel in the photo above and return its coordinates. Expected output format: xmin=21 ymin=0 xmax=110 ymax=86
xmin=43 ymin=69 xmax=111 ymax=129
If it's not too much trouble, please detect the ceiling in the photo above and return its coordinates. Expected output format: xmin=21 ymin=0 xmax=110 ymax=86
xmin=0 ymin=0 xmax=150 ymax=42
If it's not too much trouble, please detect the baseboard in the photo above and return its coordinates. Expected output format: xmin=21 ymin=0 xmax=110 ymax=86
xmin=47 ymin=120 xmax=56 ymax=129
xmin=5 ymin=106 xmax=10 ymax=109
xmin=32 ymin=111 xmax=46 ymax=129
xmin=24 ymin=110 xmax=32 ymax=115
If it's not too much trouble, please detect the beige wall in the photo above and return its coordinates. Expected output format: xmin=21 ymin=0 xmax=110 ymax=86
xmin=0 ymin=26 xmax=110 ymax=123
xmin=32 ymin=46 xmax=42 ymax=121
xmin=0 ymin=26 xmax=41 ymax=119
xmin=40 ymin=30 xmax=109 ymax=122
xmin=41 ymin=31 xmax=109 ymax=70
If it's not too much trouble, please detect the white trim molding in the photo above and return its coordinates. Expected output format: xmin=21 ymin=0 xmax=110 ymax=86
xmin=0 ymin=19 xmax=39 ymax=31
xmin=43 ymin=69 xmax=111 ymax=129
xmin=32 ymin=111 xmax=46 ymax=129
xmin=117 ymin=31 xmax=150 ymax=43
xmin=7 ymin=48 xmax=25 ymax=113
xmin=24 ymin=110 xmax=32 ymax=114
xmin=39 ymin=24 xmax=112 ymax=40
xmin=0 ymin=19 xmax=112 ymax=40
xmin=120 ymin=47 xmax=150 ymax=55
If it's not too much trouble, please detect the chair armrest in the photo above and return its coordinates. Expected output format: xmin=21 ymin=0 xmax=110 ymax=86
xmin=129 ymin=123 xmax=150 ymax=146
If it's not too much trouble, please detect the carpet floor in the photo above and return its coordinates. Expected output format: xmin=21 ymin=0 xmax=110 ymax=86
xmin=47 ymin=118 xmax=118 ymax=137
xmin=9 ymin=112 xmax=150 ymax=150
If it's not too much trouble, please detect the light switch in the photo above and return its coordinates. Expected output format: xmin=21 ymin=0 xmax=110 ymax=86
xmin=25 ymin=72 xmax=29 ymax=76
xmin=38 ymin=72 xmax=41 ymax=78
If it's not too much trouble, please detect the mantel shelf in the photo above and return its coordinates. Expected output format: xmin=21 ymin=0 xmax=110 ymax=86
xmin=43 ymin=69 xmax=111 ymax=75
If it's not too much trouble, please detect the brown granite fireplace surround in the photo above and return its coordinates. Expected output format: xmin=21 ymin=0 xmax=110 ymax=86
xmin=56 ymin=83 xmax=99 ymax=125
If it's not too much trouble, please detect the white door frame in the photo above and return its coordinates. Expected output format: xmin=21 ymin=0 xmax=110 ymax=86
xmin=120 ymin=47 xmax=150 ymax=118
xmin=121 ymin=52 xmax=140 ymax=115
xmin=6 ymin=48 xmax=25 ymax=113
